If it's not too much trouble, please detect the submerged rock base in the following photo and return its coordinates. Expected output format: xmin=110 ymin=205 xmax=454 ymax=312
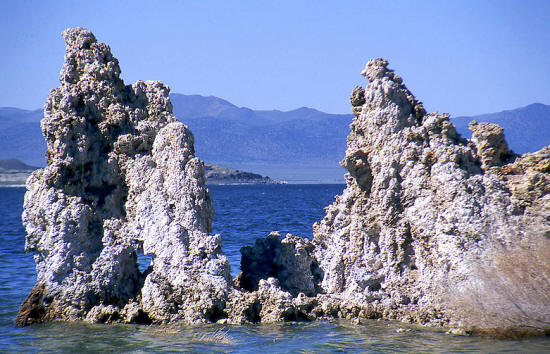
xmin=18 ymin=29 xmax=550 ymax=334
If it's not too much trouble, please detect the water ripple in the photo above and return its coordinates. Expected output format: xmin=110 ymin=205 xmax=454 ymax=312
xmin=2 ymin=185 xmax=550 ymax=352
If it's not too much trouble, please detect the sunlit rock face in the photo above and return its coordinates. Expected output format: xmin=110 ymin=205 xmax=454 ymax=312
xmin=16 ymin=27 xmax=231 ymax=326
xmin=312 ymin=58 xmax=550 ymax=325
xmin=225 ymin=59 xmax=549 ymax=328
xmin=16 ymin=26 xmax=550 ymax=330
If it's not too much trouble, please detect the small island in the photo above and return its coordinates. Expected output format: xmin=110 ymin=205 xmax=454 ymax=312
xmin=0 ymin=159 xmax=38 ymax=186
xmin=204 ymin=164 xmax=284 ymax=185
xmin=0 ymin=159 xmax=282 ymax=186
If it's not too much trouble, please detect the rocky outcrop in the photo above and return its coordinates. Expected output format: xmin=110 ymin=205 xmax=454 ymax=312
xmin=17 ymin=27 xmax=550 ymax=332
xmin=236 ymin=232 xmax=320 ymax=296
xmin=204 ymin=164 xmax=283 ymax=184
xmin=16 ymin=28 xmax=231 ymax=326
xmin=469 ymin=121 xmax=515 ymax=169
xmin=0 ymin=158 xmax=282 ymax=187
xmin=312 ymin=58 xmax=550 ymax=327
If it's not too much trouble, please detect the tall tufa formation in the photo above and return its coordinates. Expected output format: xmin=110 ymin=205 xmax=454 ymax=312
xmin=16 ymin=28 xmax=550 ymax=331
xmin=312 ymin=58 xmax=550 ymax=326
xmin=16 ymin=28 xmax=231 ymax=326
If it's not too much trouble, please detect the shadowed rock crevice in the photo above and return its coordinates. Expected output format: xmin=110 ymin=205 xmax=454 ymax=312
xmin=236 ymin=232 xmax=320 ymax=297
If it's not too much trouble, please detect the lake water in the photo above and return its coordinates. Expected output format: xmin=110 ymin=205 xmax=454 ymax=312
xmin=1 ymin=185 xmax=550 ymax=352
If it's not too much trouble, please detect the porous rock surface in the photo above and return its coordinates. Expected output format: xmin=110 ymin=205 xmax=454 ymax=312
xmin=236 ymin=232 xmax=320 ymax=296
xmin=311 ymin=58 xmax=550 ymax=326
xmin=16 ymin=27 xmax=231 ymax=326
xmin=17 ymin=27 xmax=550 ymax=330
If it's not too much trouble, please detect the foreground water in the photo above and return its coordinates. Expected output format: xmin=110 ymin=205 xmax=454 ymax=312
xmin=2 ymin=185 xmax=550 ymax=352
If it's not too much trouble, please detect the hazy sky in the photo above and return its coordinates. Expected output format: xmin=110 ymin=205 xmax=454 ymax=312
xmin=2 ymin=1 xmax=549 ymax=116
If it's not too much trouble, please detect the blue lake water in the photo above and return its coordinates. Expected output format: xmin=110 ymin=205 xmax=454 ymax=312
xmin=2 ymin=185 xmax=550 ymax=352
xmin=212 ymin=184 xmax=343 ymax=276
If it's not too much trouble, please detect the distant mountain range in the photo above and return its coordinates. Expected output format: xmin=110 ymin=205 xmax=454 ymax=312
xmin=0 ymin=107 xmax=44 ymax=166
xmin=0 ymin=158 xmax=38 ymax=171
xmin=170 ymin=94 xmax=353 ymax=182
xmin=1 ymin=95 xmax=549 ymax=182
xmin=452 ymin=103 xmax=550 ymax=154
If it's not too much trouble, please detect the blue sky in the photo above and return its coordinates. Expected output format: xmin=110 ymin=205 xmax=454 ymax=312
xmin=1 ymin=0 xmax=549 ymax=116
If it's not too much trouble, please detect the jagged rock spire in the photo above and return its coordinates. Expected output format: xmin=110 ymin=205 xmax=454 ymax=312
xmin=313 ymin=58 xmax=550 ymax=326
xmin=17 ymin=27 xmax=231 ymax=326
